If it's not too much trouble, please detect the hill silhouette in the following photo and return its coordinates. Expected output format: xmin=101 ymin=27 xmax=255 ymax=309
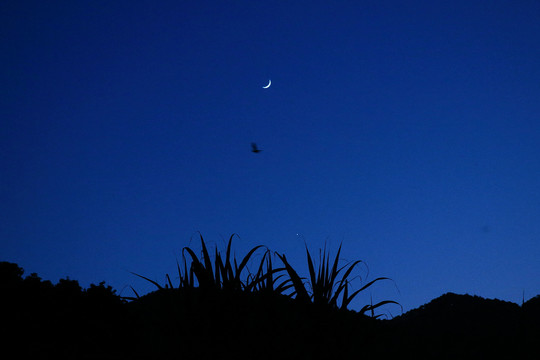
xmin=387 ymin=292 xmax=540 ymax=358
xmin=2 ymin=261 xmax=539 ymax=359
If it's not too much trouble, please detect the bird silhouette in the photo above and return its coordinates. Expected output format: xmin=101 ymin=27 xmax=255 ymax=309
xmin=251 ymin=142 xmax=262 ymax=153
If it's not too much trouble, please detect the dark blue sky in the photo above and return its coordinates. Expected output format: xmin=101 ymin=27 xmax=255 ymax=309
xmin=2 ymin=0 xmax=540 ymax=313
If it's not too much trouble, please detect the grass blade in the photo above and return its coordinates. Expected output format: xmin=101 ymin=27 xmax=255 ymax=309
xmin=166 ymin=274 xmax=173 ymax=289
xmin=129 ymin=271 xmax=164 ymax=291
xmin=129 ymin=285 xmax=140 ymax=299
xmin=198 ymin=234 xmax=214 ymax=283
xmin=183 ymin=246 xmax=214 ymax=288
xmin=236 ymin=245 xmax=265 ymax=276
xmin=342 ymin=277 xmax=393 ymax=309
xmin=276 ymin=253 xmax=310 ymax=303
xmin=225 ymin=234 xmax=235 ymax=280
xmin=360 ymin=300 xmax=402 ymax=317
xmin=332 ymin=260 xmax=363 ymax=305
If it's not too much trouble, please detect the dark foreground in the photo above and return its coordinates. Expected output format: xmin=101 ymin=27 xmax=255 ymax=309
xmin=2 ymin=262 xmax=539 ymax=359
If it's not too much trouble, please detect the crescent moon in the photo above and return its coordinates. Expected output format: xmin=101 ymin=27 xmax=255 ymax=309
xmin=262 ymin=80 xmax=271 ymax=89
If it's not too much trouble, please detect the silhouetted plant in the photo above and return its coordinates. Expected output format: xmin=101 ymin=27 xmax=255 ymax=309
xmin=128 ymin=233 xmax=284 ymax=296
xmin=277 ymin=242 xmax=401 ymax=315
xmin=245 ymin=250 xmax=291 ymax=295
xmin=127 ymin=234 xmax=400 ymax=317
xmin=86 ymin=281 xmax=125 ymax=305
xmin=23 ymin=272 xmax=54 ymax=291
xmin=56 ymin=277 xmax=83 ymax=295
xmin=183 ymin=233 xmax=262 ymax=291
xmin=0 ymin=261 xmax=24 ymax=285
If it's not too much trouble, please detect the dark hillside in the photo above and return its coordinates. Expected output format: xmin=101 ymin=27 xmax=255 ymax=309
xmin=393 ymin=292 xmax=521 ymax=334
xmin=387 ymin=292 xmax=539 ymax=358
xmin=123 ymin=287 xmax=382 ymax=358
xmin=2 ymin=262 xmax=539 ymax=359
xmin=1 ymin=262 xmax=130 ymax=359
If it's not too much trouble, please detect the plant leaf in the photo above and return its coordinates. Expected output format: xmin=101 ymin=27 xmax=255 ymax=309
xmin=129 ymin=271 xmax=164 ymax=291
xmin=199 ymin=234 xmax=214 ymax=283
xmin=277 ymin=253 xmax=310 ymax=303
xmin=342 ymin=277 xmax=393 ymax=309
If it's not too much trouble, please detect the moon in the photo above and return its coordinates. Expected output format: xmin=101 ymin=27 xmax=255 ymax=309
xmin=262 ymin=79 xmax=271 ymax=89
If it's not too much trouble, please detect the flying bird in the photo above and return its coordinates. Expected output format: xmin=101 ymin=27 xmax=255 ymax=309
xmin=251 ymin=142 xmax=262 ymax=153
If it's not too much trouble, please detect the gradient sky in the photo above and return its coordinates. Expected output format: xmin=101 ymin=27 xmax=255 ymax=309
xmin=2 ymin=0 xmax=540 ymax=314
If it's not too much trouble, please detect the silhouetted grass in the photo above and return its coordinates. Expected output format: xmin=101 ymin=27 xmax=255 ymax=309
xmin=278 ymin=242 xmax=401 ymax=315
xmin=128 ymin=233 xmax=289 ymax=296
xmin=128 ymin=234 xmax=400 ymax=317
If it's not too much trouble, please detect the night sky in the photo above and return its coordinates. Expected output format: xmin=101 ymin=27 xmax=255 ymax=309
xmin=2 ymin=1 xmax=540 ymax=314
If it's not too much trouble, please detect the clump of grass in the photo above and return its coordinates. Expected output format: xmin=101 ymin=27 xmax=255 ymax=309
xmin=184 ymin=233 xmax=247 ymax=290
xmin=128 ymin=233 xmax=286 ymax=296
xmin=127 ymin=234 xmax=400 ymax=317
xmin=246 ymin=249 xmax=292 ymax=295
xmin=277 ymin=242 xmax=401 ymax=316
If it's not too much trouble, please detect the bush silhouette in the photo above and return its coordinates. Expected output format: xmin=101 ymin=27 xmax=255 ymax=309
xmin=0 ymin=261 xmax=24 ymax=285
